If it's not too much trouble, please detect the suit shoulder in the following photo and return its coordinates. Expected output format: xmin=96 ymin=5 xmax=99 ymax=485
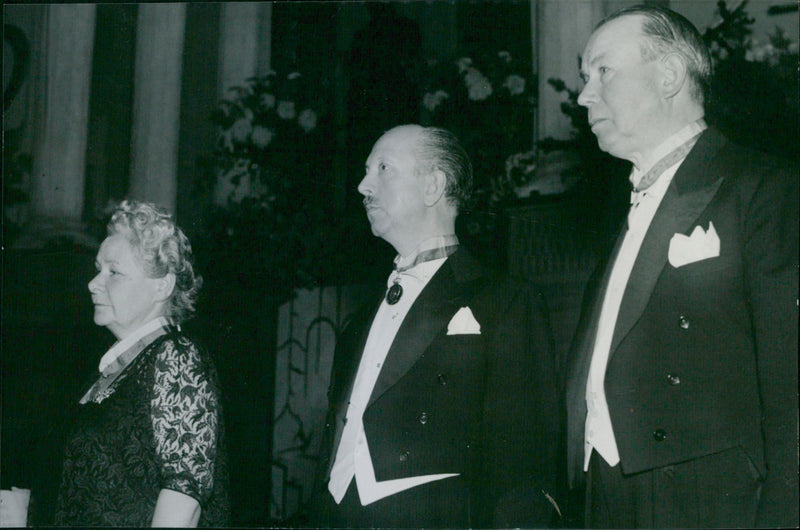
xmin=482 ymin=270 xmax=541 ymax=296
xmin=449 ymin=247 xmax=546 ymax=304
xmin=713 ymin=133 xmax=798 ymax=186
xmin=723 ymin=142 xmax=798 ymax=216
xmin=473 ymin=269 xmax=548 ymax=317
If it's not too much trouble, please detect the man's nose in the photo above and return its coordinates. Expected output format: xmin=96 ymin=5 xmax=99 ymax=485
xmin=357 ymin=173 xmax=373 ymax=197
xmin=577 ymin=81 xmax=595 ymax=108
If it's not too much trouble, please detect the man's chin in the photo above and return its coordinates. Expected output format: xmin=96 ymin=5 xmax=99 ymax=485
xmin=594 ymin=133 xmax=634 ymax=160
xmin=596 ymin=136 xmax=622 ymax=158
xmin=92 ymin=311 xmax=111 ymax=328
xmin=365 ymin=216 xmax=387 ymax=238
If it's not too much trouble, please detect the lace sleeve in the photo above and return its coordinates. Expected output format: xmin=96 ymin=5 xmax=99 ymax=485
xmin=150 ymin=335 xmax=219 ymax=503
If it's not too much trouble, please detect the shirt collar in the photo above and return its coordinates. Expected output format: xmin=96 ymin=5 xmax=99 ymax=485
xmin=393 ymin=234 xmax=459 ymax=271
xmin=631 ymin=119 xmax=707 ymax=189
xmin=387 ymin=257 xmax=447 ymax=287
xmin=97 ymin=316 xmax=172 ymax=373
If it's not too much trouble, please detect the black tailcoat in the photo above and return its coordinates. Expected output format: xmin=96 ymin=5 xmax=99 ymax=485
xmin=566 ymin=128 xmax=799 ymax=527
xmin=311 ymin=249 xmax=560 ymax=528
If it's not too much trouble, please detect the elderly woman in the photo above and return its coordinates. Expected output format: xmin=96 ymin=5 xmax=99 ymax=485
xmin=54 ymin=200 xmax=228 ymax=527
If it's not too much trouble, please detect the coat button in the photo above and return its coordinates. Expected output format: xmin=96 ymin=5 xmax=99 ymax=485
xmin=418 ymin=412 xmax=428 ymax=425
xmin=399 ymin=450 xmax=410 ymax=462
xmin=678 ymin=315 xmax=690 ymax=329
xmin=437 ymin=373 xmax=447 ymax=386
xmin=666 ymin=373 xmax=681 ymax=385
xmin=653 ymin=429 xmax=667 ymax=442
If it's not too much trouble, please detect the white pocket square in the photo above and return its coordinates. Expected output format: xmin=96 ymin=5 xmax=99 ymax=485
xmin=668 ymin=221 xmax=720 ymax=268
xmin=447 ymin=306 xmax=481 ymax=335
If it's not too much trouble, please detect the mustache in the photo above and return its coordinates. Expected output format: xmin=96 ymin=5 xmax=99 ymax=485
xmin=363 ymin=196 xmax=377 ymax=209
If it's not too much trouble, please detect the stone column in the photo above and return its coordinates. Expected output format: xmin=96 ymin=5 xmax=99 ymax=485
xmin=535 ymin=0 xmax=602 ymax=142
xmin=214 ymin=3 xmax=272 ymax=205
xmin=218 ymin=2 xmax=273 ymax=97
xmin=128 ymin=3 xmax=186 ymax=213
xmin=27 ymin=4 xmax=96 ymax=240
xmin=530 ymin=2 xmax=539 ymax=146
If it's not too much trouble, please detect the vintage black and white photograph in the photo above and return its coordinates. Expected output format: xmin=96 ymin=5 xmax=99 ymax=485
xmin=2 ymin=1 xmax=798 ymax=527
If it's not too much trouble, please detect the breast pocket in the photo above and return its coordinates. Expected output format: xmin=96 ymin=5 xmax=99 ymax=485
xmin=435 ymin=334 xmax=484 ymax=365
xmin=673 ymin=255 xmax=736 ymax=277
xmin=419 ymin=334 xmax=486 ymax=395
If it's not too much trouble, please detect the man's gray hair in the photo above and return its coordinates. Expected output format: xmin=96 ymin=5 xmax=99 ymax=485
xmin=600 ymin=4 xmax=712 ymax=104
xmin=414 ymin=127 xmax=473 ymax=212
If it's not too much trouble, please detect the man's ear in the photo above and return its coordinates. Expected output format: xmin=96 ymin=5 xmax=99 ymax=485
xmin=154 ymin=273 xmax=176 ymax=302
xmin=659 ymin=52 xmax=688 ymax=99
xmin=424 ymin=168 xmax=448 ymax=206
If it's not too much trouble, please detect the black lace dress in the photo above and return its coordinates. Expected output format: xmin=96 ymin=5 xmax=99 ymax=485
xmin=54 ymin=327 xmax=229 ymax=526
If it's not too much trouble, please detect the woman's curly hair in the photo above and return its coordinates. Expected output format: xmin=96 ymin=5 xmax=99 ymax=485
xmin=107 ymin=200 xmax=202 ymax=323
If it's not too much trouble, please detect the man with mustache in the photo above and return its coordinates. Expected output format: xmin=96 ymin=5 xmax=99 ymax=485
xmin=565 ymin=5 xmax=798 ymax=528
xmin=304 ymin=124 xmax=560 ymax=528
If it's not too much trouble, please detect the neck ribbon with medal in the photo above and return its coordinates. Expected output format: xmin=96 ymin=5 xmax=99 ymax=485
xmin=627 ymin=130 xmax=704 ymax=229
xmin=385 ymin=244 xmax=459 ymax=305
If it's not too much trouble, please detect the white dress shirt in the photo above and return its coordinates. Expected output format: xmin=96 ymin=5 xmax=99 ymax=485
xmin=584 ymin=120 xmax=707 ymax=469
xmin=328 ymin=237 xmax=460 ymax=505
xmin=97 ymin=316 xmax=171 ymax=373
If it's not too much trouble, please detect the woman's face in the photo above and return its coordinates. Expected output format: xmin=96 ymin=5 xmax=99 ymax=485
xmin=88 ymin=234 xmax=165 ymax=339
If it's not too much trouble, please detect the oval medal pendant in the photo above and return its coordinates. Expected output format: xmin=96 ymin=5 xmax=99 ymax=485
xmin=386 ymin=283 xmax=403 ymax=305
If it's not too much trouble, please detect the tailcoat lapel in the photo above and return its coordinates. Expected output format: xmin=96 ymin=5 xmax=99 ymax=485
xmin=330 ymin=293 xmax=381 ymax=410
xmin=565 ymin=223 xmax=627 ymax=485
xmin=609 ymin=129 xmax=727 ymax=356
xmin=367 ymin=250 xmax=484 ymax=408
xmin=326 ymin=290 xmax=383 ymax=472
xmin=568 ymin=223 xmax=627 ymax=394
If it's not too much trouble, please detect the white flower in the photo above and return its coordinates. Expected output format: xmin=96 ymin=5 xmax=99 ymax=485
xmin=231 ymin=117 xmax=252 ymax=142
xmin=297 ymin=109 xmax=318 ymax=132
xmin=503 ymin=74 xmax=526 ymax=96
xmin=456 ymin=57 xmax=473 ymax=73
xmin=505 ymin=150 xmax=537 ymax=179
xmin=251 ymin=126 xmax=275 ymax=148
xmin=260 ymin=93 xmax=276 ymax=109
xmin=423 ymin=90 xmax=450 ymax=112
xmin=498 ymin=50 xmax=512 ymax=63
xmin=464 ymin=67 xmax=492 ymax=101
xmin=710 ymin=41 xmax=729 ymax=60
xmin=277 ymin=100 xmax=296 ymax=120
xmin=745 ymin=40 xmax=781 ymax=66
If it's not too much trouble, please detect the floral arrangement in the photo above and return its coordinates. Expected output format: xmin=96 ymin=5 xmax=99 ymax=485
xmin=197 ymin=70 xmax=383 ymax=301
xmin=703 ymin=0 xmax=798 ymax=159
xmin=419 ymin=50 xmax=537 ymax=206
xmin=207 ymin=71 xmax=322 ymax=206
